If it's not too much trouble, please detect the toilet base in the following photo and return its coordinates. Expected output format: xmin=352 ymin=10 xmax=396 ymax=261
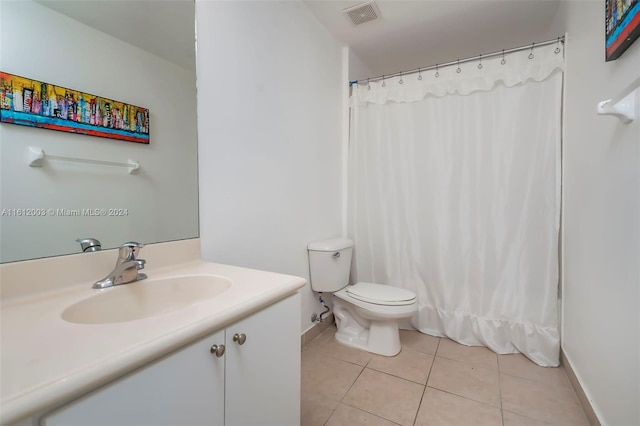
xmin=335 ymin=320 xmax=401 ymax=356
xmin=333 ymin=298 xmax=403 ymax=356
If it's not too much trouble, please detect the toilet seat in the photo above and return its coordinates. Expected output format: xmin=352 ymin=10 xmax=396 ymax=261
xmin=346 ymin=282 xmax=416 ymax=306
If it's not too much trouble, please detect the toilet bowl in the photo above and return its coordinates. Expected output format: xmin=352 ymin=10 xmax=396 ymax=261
xmin=333 ymin=282 xmax=417 ymax=356
xmin=307 ymin=239 xmax=417 ymax=356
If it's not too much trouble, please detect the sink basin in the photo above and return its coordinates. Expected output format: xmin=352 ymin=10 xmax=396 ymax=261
xmin=62 ymin=275 xmax=232 ymax=324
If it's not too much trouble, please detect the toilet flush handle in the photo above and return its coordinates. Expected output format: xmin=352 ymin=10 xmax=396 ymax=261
xmin=332 ymin=252 xmax=341 ymax=258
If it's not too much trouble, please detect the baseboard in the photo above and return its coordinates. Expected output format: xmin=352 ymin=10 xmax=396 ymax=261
xmin=560 ymin=349 xmax=601 ymax=426
xmin=301 ymin=314 xmax=335 ymax=348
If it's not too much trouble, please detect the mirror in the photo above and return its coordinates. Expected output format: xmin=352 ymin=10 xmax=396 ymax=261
xmin=0 ymin=0 xmax=199 ymax=263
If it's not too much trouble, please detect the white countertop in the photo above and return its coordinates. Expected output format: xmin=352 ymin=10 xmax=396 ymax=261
xmin=0 ymin=258 xmax=306 ymax=424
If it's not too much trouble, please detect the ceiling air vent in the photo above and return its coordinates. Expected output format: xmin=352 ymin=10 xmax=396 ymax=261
xmin=343 ymin=1 xmax=381 ymax=26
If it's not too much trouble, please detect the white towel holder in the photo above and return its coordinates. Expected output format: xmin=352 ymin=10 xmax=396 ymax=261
xmin=27 ymin=147 xmax=140 ymax=175
xmin=597 ymin=78 xmax=639 ymax=124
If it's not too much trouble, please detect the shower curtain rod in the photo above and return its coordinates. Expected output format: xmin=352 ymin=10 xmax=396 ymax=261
xmin=349 ymin=36 xmax=565 ymax=86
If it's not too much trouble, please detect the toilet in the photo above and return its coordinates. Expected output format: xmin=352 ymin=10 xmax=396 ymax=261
xmin=307 ymin=238 xmax=418 ymax=356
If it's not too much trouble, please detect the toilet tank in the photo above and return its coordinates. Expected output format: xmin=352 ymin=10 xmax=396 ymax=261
xmin=307 ymin=238 xmax=354 ymax=292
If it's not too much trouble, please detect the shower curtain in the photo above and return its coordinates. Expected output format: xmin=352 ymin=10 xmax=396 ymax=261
xmin=348 ymin=44 xmax=564 ymax=366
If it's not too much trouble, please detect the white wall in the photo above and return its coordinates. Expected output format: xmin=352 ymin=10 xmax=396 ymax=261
xmin=195 ymin=1 xmax=344 ymax=334
xmin=348 ymin=50 xmax=375 ymax=82
xmin=0 ymin=1 xmax=198 ymax=263
xmin=561 ymin=2 xmax=640 ymax=425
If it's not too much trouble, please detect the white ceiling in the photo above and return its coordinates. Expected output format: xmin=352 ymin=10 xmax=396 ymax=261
xmin=304 ymin=0 xmax=564 ymax=80
xmin=34 ymin=0 xmax=196 ymax=72
xmin=34 ymin=0 xmax=563 ymax=81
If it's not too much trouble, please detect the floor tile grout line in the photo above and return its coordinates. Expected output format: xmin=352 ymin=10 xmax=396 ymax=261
xmin=367 ymin=369 xmax=425 ymax=386
xmin=502 ymin=409 xmax=557 ymax=425
xmin=497 ymin=356 xmax=505 ymax=426
xmin=326 ymin=354 xmax=371 ymax=368
xmin=496 ymin=353 xmax=573 ymax=387
xmin=338 ymin=366 xmax=410 ymax=426
xmin=410 ymin=337 xmax=440 ymax=425
xmin=303 ymin=330 xmax=364 ymax=426
xmin=437 ymin=342 xmax=499 ymax=365
xmin=316 ymin=342 xmax=364 ymax=426
xmin=432 ymin=353 xmax=499 ymax=372
xmin=411 ymin=367 xmax=433 ymax=425
xmin=425 ymin=336 xmax=441 ymax=386
xmin=338 ymin=362 xmax=368 ymax=404
xmin=498 ymin=370 xmax=575 ymax=390
xmin=340 ymin=366 xmax=425 ymax=426
xmin=365 ymin=356 xmax=434 ymax=386
xmin=424 ymin=384 xmax=502 ymax=410
xmin=321 ymin=403 xmax=340 ymax=426
xmin=496 ymin=373 xmax=589 ymax=425
xmin=339 ymin=400 xmax=404 ymax=426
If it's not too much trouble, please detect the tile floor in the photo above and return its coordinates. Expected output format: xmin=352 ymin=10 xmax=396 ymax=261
xmin=301 ymin=327 xmax=589 ymax=426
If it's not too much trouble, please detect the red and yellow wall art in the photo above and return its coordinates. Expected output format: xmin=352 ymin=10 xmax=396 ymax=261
xmin=0 ymin=72 xmax=150 ymax=144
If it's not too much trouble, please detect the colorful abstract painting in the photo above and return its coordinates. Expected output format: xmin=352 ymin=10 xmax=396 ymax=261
xmin=0 ymin=72 xmax=149 ymax=144
xmin=606 ymin=0 xmax=640 ymax=61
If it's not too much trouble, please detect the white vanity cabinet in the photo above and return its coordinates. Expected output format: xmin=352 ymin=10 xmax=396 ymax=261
xmin=41 ymin=293 xmax=301 ymax=426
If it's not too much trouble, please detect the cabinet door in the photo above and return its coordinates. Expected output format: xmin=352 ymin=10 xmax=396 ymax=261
xmin=225 ymin=293 xmax=301 ymax=426
xmin=42 ymin=330 xmax=226 ymax=426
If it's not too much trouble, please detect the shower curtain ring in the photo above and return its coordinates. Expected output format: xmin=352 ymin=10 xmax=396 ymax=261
xmin=528 ymin=42 xmax=535 ymax=59
xmin=501 ymin=49 xmax=506 ymax=65
xmin=478 ymin=54 xmax=483 ymax=69
xmin=554 ymin=37 xmax=561 ymax=54
xmin=435 ymin=64 xmax=439 ymax=78
xmin=418 ymin=68 xmax=423 ymax=81
xmin=399 ymin=72 xmax=404 ymax=85
xmin=382 ymin=75 xmax=386 ymax=87
xmin=367 ymin=78 xmax=371 ymax=90
xmin=456 ymin=59 xmax=461 ymax=73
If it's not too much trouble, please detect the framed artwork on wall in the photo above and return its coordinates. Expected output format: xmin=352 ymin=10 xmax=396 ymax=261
xmin=0 ymin=72 xmax=150 ymax=144
xmin=606 ymin=0 xmax=640 ymax=61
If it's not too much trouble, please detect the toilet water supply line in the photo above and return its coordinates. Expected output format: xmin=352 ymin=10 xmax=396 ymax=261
xmin=316 ymin=293 xmax=331 ymax=323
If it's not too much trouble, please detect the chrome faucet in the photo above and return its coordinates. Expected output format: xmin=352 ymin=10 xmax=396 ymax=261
xmin=77 ymin=237 xmax=102 ymax=252
xmin=93 ymin=242 xmax=147 ymax=289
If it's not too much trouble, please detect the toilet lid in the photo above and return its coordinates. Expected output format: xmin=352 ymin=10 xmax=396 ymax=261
xmin=346 ymin=282 xmax=416 ymax=305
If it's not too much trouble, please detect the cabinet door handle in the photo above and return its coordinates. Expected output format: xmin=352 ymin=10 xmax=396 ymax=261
xmin=233 ymin=333 xmax=247 ymax=345
xmin=210 ymin=344 xmax=225 ymax=357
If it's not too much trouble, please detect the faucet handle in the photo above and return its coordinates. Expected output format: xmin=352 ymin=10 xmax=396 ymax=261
xmin=119 ymin=242 xmax=144 ymax=261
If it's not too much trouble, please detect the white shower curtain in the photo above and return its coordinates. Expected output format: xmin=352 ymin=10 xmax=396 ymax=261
xmin=348 ymin=44 xmax=564 ymax=366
